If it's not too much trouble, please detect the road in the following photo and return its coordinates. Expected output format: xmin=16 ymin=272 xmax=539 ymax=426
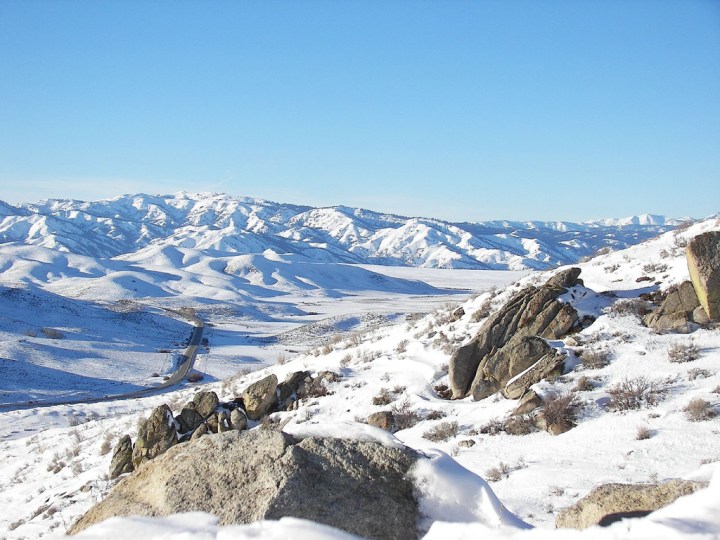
xmin=0 ymin=310 xmax=205 ymax=410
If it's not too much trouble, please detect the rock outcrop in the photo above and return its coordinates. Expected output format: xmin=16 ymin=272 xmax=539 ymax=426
xmin=687 ymin=231 xmax=720 ymax=320
xmin=72 ymin=430 xmax=419 ymax=540
xmin=193 ymin=391 xmax=220 ymax=418
xmin=555 ymin=479 xmax=705 ymax=529
xmin=242 ymin=374 xmax=279 ymax=420
xmin=449 ymin=268 xmax=580 ymax=399
xmin=109 ymin=435 xmax=134 ymax=479
xmin=643 ymin=281 xmax=706 ymax=333
xmin=131 ymin=405 xmax=177 ymax=469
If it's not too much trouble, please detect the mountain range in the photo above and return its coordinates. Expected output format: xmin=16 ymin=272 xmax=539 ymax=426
xmin=0 ymin=192 xmax=689 ymax=270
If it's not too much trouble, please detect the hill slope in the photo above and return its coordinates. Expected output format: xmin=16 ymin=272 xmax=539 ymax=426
xmin=0 ymin=192 xmax=685 ymax=269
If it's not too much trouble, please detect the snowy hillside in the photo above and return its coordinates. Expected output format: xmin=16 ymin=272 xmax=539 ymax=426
xmin=0 ymin=216 xmax=718 ymax=539
xmin=0 ymin=192 xmax=686 ymax=269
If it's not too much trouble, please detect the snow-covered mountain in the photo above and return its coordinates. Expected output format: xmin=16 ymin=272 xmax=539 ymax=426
xmin=0 ymin=192 xmax=688 ymax=270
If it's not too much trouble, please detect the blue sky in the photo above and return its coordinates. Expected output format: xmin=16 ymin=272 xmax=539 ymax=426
xmin=0 ymin=1 xmax=718 ymax=222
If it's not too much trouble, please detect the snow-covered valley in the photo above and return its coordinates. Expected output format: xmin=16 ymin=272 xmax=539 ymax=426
xmin=0 ymin=196 xmax=719 ymax=539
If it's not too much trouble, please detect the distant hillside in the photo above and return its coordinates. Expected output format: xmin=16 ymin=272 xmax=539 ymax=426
xmin=0 ymin=192 xmax=689 ymax=269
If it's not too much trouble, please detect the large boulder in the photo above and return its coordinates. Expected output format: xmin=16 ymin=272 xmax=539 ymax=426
xmin=131 ymin=405 xmax=177 ymax=469
xmin=242 ymin=374 xmax=279 ymax=420
xmin=109 ymin=435 xmax=134 ymax=479
xmin=449 ymin=268 xmax=580 ymax=399
xmin=69 ymin=430 xmax=419 ymax=540
xmin=476 ymin=335 xmax=554 ymax=391
xmin=643 ymin=281 xmax=704 ymax=333
xmin=687 ymin=231 xmax=720 ymax=320
xmin=502 ymin=352 xmax=566 ymax=400
xmin=193 ymin=391 xmax=220 ymax=418
xmin=555 ymin=479 xmax=705 ymax=529
xmin=175 ymin=404 xmax=204 ymax=435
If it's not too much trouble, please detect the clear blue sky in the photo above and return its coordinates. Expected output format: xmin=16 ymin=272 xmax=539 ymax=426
xmin=1 ymin=1 xmax=718 ymax=222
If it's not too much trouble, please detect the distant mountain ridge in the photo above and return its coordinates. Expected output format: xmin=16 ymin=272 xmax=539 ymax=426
xmin=0 ymin=192 xmax=689 ymax=270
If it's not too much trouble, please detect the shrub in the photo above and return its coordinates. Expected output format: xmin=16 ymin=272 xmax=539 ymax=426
xmin=604 ymin=298 xmax=651 ymax=319
xmin=100 ymin=433 xmax=113 ymax=456
xmin=668 ymin=342 xmax=700 ymax=363
xmin=391 ymin=398 xmax=421 ymax=431
xmin=471 ymin=298 xmax=493 ymax=322
xmin=395 ymin=339 xmax=409 ymax=354
xmin=423 ymin=421 xmax=459 ymax=442
xmin=642 ymin=262 xmax=669 ymax=274
xmin=542 ymin=393 xmax=579 ymax=432
xmin=574 ymin=375 xmax=596 ymax=392
xmin=636 ymin=426 xmax=652 ymax=440
xmin=684 ymin=399 xmax=717 ymax=422
xmin=504 ymin=414 xmax=535 ymax=436
xmin=478 ymin=418 xmax=505 ymax=436
xmin=688 ymin=368 xmax=712 ymax=381
xmin=579 ymin=348 xmax=610 ymax=369
xmin=425 ymin=410 xmax=446 ymax=421
xmin=607 ymin=377 xmax=663 ymax=411
xmin=41 ymin=327 xmax=65 ymax=339
xmin=604 ymin=263 xmax=620 ymax=273
xmin=373 ymin=388 xmax=393 ymax=406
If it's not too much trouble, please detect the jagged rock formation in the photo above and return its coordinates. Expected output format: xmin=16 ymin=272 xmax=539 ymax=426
xmin=687 ymin=231 xmax=720 ymax=320
xmin=131 ymin=405 xmax=177 ymax=469
xmin=643 ymin=281 xmax=707 ymax=333
xmin=555 ymin=480 xmax=705 ymax=529
xmin=73 ymin=430 xmax=420 ymax=540
xmin=109 ymin=435 xmax=134 ymax=479
xmin=449 ymin=267 xmax=582 ymax=399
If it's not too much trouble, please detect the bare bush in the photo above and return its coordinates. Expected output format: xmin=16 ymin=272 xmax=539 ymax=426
xmin=668 ymin=341 xmax=700 ymax=363
xmin=41 ymin=327 xmax=65 ymax=339
xmin=395 ymin=339 xmax=409 ymax=354
xmin=607 ymin=377 xmax=663 ymax=411
xmin=684 ymin=399 xmax=717 ymax=422
xmin=604 ymin=263 xmax=620 ymax=273
xmin=423 ymin=421 xmax=459 ymax=442
xmin=391 ymin=398 xmax=421 ymax=431
xmin=478 ymin=418 xmax=505 ymax=436
xmin=471 ymin=298 xmax=493 ymax=322
xmin=574 ymin=375 xmax=596 ymax=392
xmin=604 ymin=298 xmax=651 ymax=319
xmin=636 ymin=426 xmax=652 ymax=440
xmin=373 ymin=388 xmax=393 ymax=406
xmin=276 ymin=352 xmax=287 ymax=365
xmin=688 ymin=368 xmax=712 ymax=381
xmin=425 ymin=409 xmax=446 ymax=421
xmin=543 ymin=393 xmax=579 ymax=432
xmin=100 ymin=433 xmax=113 ymax=456
xmin=579 ymin=347 xmax=610 ymax=369
xmin=642 ymin=262 xmax=669 ymax=274
xmin=504 ymin=414 xmax=535 ymax=436
xmin=485 ymin=461 xmax=512 ymax=482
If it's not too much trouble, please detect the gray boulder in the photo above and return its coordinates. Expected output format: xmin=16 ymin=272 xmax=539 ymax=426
xmin=449 ymin=268 xmax=580 ymax=399
xmin=131 ymin=405 xmax=177 ymax=469
xmin=277 ymin=371 xmax=310 ymax=409
xmin=193 ymin=391 xmax=219 ymax=418
xmin=644 ymin=281 xmax=703 ymax=333
xmin=175 ymin=404 xmax=204 ymax=434
xmin=230 ymin=408 xmax=248 ymax=431
xmin=109 ymin=435 xmax=134 ymax=479
xmin=556 ymin=479 xmax=705 ymax=529
xmin=367 ymin=411 xmax=394 ymax=431
xmin=687 ymin=231 xmax=720 ymax=320
xmin=476 ymin=335 xmax=554 ymax=391
xmin=503 ymin=352 xmax=566 ymax=400
xmin=242 ymin=374 xmax=279 ymax=420
xmin=69 ymin=430 xmax=419 ymax=540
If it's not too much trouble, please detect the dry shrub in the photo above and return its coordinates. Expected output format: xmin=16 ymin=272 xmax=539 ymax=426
xmin=604 ymin=298 xmax=651 ymax=319
xmin=41 ymin=327 xmax=65 ymax=339
xmin=688 ymin=368 xmax=711 ymax=381
xmin=478 ymin=418 xmax=505 ymax=436
xmin=574 ymin=375 xmax=596 ymax=392
xmin=504 ymin=414 xmax=535 ymax=436
xmin=425 ymin=409 xmax=446 ymax=421
xmin=391 ymin=398 xmax=421 ymax=431
xmin=579 ymin=347 xmax=610 ymax=369
xmin=423 ymin=421 xmax=459 ymax=442
xmin=668 ymin=341 xmax=700 ymax=363
xmin=642 ymin=262 xmax=669 ymax=274
xmin=395 ymin=339 xmax=409 ymax=354
xmin=607 ymin=377 xmax=663 ymax=411
xmin=684 ymin=399 xmax=717 ymax=422
xmin=543 ymin=393 xmax=579 ymax=432
xmin=636 ymin=426 xmax=652 ymax=440
xmin=373 ymin=388 xmax=393 ymax=406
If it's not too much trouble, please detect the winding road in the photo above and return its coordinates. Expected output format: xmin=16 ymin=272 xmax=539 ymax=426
xmin=0 ymin=310 xmax=205 ymax=410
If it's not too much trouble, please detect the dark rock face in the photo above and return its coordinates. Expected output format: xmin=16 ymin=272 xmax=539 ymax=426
xmin=131 ymin=405 xmax=178 ymax=469
xmin=175 ymin=404 xmax=204 ymax=435
xmin=502 ymin=352 xmax=566 ymax=399
xmin=109 ymin=435 xmax=134 ymax=479
xmin=71 ymin=430 xmax=420 ymax=540
xmin=687 ymin=231 xmax=720 ymax=320
xmin=644 ymin=281 xmax=704 ymax=333
xmin=449 ymin=268 xmax=580 ymax=399
xmin=556 ymin=479 xmax=706 ymax=529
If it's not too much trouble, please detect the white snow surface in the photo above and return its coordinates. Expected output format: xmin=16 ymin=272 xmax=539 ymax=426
xmin=1 ymin=215 xmax=719 ymax=539
xmin=0 ymin=191 xmax=689 ymax=269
